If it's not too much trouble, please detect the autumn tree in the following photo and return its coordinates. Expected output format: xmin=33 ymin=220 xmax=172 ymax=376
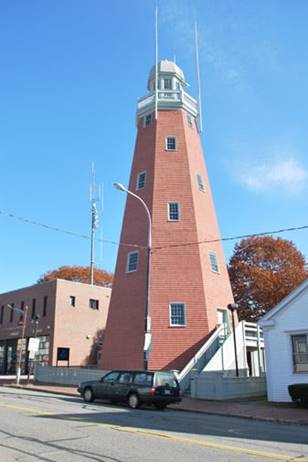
xmin=228 ymin=236 xmax=307 ymax=321
xmin=37 ymin=265 xmax=113 ymax=287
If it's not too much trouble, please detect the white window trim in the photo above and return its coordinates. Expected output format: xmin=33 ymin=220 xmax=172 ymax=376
xmin=136 ymin=171 xmax=147 ymax=191
xmin=291 ymin=333 xmax=308 ymax=374
xmin=165 ymin=136 xmax=177 ymax=151
xmin=196 ymin=173 xmax=205 ymax=192
xmin=126 ymin=251 xmax=139 ymax=273
xmin=187 ymin=113 xmax=193 ymax=128
xmin=143 ymin=113 xmax=152 ymax=128
xmin=209 ymin=251 xmax=220 ymax=273
xmin=167 ymin=202 xmax=180 ymax=222
xmin=169 ymin=302 xmax=186 ymax=327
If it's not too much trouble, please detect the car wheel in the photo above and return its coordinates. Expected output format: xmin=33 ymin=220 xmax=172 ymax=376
xmin=155 ymin=404 xmax=166 ymax=410
xmin=128 ymin=393 xmax=140 ymax=409
xmin=83 ymin=387 xmax=94 ymax=403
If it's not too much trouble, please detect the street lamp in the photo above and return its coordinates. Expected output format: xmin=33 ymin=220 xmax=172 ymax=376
xmin=7 ymin=304 xmax=28 ymax=385
xmin=27 ymin=314 xmax=40 ymax=384
xmin=227 ymin=303 xmax=239 ymax=377
xmin=114 ymin=182 xmax=152 ymax=370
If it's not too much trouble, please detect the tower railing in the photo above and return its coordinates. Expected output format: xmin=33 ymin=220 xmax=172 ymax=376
xmin=137 ymin=89 xmax=198 ymax=118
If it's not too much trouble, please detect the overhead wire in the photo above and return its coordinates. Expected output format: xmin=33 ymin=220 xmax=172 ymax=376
xmin=0 ymin=208 xmax=308 ymax=252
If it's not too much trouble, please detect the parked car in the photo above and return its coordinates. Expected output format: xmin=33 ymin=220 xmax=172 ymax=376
xmin=77 ymin=370 xmax=181 ymax=410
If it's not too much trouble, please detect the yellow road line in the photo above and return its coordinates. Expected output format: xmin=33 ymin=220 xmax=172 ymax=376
xmin=0 ymin=402 xmax=307 ymax=462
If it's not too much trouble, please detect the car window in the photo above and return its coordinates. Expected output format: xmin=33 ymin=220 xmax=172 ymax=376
xmin=118 ymin=372 xmax=132 ymax=383
xmin=154 ymin=372 xmax=177 ymax=387
xmin=133 ymin=372 xmax=153 ymax=386
xmin=103 ymin=371 xmax=119 ymax=383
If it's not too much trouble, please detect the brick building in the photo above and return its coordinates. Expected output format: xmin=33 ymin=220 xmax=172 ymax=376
xmin=0 ymin=279 xmax=111 ymax=374
xmin=101 ymin=60 xmax=234 ymax=372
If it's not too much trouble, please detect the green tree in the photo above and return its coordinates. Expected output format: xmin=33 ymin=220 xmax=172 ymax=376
xmin=228 ymin=236 xmax=307 ymax=321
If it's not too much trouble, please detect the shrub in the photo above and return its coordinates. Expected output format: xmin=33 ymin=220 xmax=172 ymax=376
xmin=288 ymin=384 xmax=308 ymax=407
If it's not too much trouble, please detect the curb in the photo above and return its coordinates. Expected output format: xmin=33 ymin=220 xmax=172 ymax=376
xmin=3 ymin=384 xmax=308 ymax=427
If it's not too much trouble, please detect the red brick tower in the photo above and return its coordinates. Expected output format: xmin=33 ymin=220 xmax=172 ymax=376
xmin=101 ymin=60 xmax=234 ymax=371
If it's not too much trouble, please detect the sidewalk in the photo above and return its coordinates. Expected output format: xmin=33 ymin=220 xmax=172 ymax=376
xmin=1 ymin=378 xmax=308 ymax=426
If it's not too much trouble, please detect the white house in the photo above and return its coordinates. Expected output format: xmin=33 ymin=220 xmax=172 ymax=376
xmin=258 ymin=279 xmax=308 ymax=402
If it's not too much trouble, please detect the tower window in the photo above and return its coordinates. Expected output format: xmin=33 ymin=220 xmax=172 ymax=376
xmin=69 ymin=296 xmax=76 ymax=307
xmin=164 ymin=78 xmax=172 ymax=89
xmin=196 ymin=174 xmax=205 ymax=192
xmin=187 ymin=114 xmax=193 ymax=127
xmin=136 ymin=171 xmax=146 ymax=190
xmin=168 ymin=202 xmax=180 ymax=221
xmin=126 ymin=251 xmax=139 ymax=273
xmin=89 ymin=299 xmax=99 ymax=310
xmin=165 ymin=136 xmax=176 ymax=151
xmin=169 ymin=303 xmax=186 ymax=326
xmin=144 ymin=113 xmax=152 ymax=127
xmin=209 ymin=252 xmax=219 ymax=273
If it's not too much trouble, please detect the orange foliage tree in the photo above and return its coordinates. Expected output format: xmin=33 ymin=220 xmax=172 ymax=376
xmin=38 ymin=265 xmax=113 ymax=287
xmin=228 ymin=236 xmax=307 ymax=321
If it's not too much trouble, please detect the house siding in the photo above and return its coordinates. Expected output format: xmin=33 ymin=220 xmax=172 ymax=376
xmin=261 ymin=287 xmax=308 ymax=402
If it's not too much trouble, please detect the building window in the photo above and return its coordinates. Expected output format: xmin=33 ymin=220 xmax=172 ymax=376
xmin=196 ymin=174 xmax=205 ymax=192
xmin=89 ymin=299 xmax=99 ymax=310
xmin=69 ymin=296 xmax=76 ymax=307
xmin=126 ymin=251 xmax=139 ymax=273
xmin=144 ymin=113 xmax=152 ymax=127
xmin=43 ymin=296 xmax=48 ymax=317
xmin=165 ymin=136 xmax=176 ymax=151
xmin=169 ymin=303 xmax=186 ymax=327
xmin=20 ymin=301 xmax=25 ymax=322
xmin=31 ymin=298 xmax=36 ymax=319
xmin=164 ymin=78 xmax=172 ymax=89
xmin=9 ymin=304 xmax=14 ymax=323
xmin=187 ymin=114 xmax=193 ymax=127
xmin=168 ymin=202 xmax=180 ymax=221
xmin=136 ymin=171 xmax=146 ymax=190
xmin=292 ymin=334 xmax=308 ymax=373
xmin=0 ymin=305 xmax=3 ymax=324
xmin=209 ymin=252 xmax=219 ymax=273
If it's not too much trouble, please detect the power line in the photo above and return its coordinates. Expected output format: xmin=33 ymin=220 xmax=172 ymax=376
xmin=1 ymin=208 xmax=308 ymax=252
xmin=153 ymin=225 xmax=308 ymax=251
xmin=0 ymin=209 xmax=145 ymax=250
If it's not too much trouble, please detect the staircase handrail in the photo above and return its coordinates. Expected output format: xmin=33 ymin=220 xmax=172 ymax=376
xmin=177 ymin=324 xmax=225 ymax=383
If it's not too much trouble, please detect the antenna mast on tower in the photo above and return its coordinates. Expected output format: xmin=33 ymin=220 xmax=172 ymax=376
xmin=89 ymin=162 xmax=99 ymax=285
xmin=194 ymin=22 xmax=203 ymax=133
xmin=155 ymin=5 xmax=159 ymax=120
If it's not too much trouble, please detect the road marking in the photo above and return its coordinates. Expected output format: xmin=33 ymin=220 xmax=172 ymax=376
xmin=0 ymin=402 xmax=307 ymax=462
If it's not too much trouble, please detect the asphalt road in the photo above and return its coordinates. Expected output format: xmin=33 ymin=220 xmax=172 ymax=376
xmin=0 ymin=387 xmax=307 ymax=462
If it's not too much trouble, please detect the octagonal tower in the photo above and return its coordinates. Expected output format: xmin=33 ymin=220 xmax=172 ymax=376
xmin=100 ymin=60 xmax=234 ymax=371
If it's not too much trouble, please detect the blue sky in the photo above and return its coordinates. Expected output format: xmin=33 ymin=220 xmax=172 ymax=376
xmin=1 ymin=0 xmax=308 ymax=293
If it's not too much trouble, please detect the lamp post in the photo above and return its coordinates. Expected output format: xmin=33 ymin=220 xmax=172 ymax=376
xmin=114 ymin=182 xmax=152 ymax=370
xmin=27 ymin=314 xmax=40 ymax=384
xmin=7 ymin=304 xmax=28 ymax=385
xmin=227 ymin=303 xmax=239 ymax=377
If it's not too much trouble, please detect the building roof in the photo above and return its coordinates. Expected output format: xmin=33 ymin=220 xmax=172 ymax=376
xmin=147 ymin=60 xmax=187 ymax=89
xmin=258 ymin=278 xmax=308 ymax=326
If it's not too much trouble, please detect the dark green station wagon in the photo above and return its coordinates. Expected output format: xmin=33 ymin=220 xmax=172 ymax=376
xmin=77 ymin=370 xmax=181 ymax=410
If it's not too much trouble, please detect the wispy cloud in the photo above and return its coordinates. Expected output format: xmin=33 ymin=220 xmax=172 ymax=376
xmin=235 ymin=155 xmax=308 ymax=195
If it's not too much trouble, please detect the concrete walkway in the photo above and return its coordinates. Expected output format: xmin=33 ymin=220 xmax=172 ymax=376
xmin=1 ymin=377 xmax=307 ymax=426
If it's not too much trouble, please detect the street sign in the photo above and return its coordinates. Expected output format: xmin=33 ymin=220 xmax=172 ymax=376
xmin=28 ymin=337 xmax=40 ymax=352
